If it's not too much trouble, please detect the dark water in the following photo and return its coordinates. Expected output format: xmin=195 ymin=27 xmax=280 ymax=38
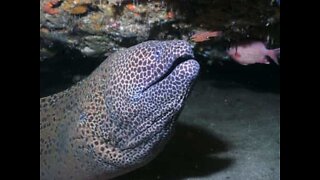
xmin=40 ymin=43 xmax=104 ymax=97
xmin=40 ymin=46 xmax=280 ymax=97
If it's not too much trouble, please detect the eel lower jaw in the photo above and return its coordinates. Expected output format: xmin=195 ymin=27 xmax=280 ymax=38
xmin=120 ymin=110 xmax=176 ymax=151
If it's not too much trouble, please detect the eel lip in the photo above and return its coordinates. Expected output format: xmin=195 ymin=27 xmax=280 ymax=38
xmin=142 ymin=54 xmax=195 ymax=92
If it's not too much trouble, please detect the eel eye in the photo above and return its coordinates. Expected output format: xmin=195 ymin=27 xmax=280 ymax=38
xmin=154 ymin=51 xmax=161 ymax=61
xmin=155 ymin=50 xmax=161 ymax=57
xmin=154 ymin=47 xmax=162 ymax=61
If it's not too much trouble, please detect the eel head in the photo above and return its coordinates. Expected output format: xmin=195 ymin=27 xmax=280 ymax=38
xmin=78 ymin=40 xmax=200 ymax=177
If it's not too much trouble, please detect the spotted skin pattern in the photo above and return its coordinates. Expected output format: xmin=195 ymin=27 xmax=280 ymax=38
xmin=40 ymin=40 xmax=200 ymax=180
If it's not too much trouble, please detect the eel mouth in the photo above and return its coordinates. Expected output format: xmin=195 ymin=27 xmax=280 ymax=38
xmin=123 ymin=55 xmax=198 ymax=150
xmin=142 ymin=54 xmax=195 ymax=92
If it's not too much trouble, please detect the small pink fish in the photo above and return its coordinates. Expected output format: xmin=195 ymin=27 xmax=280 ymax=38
xmin=227 ymin=41 xmax=280 ymax=65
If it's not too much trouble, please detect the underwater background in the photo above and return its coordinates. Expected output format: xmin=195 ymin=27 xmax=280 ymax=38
xmin=40 ymin=0 xmax=280 ymax=179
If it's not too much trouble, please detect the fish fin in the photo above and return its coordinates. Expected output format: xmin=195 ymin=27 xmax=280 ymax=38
xmin=260 ymin=57 xmax=270 ymax=64
xmin=235 ymin=52 xmax=241 ymax=58
xmin=268 ymin=48 xmax=280 ymax=65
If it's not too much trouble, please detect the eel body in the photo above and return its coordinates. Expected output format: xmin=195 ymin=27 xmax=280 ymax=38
xmin=40 ymin=40 xmax=200 ymax=179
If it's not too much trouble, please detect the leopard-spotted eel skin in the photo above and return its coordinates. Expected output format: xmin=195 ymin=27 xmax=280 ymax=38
xmin=40 ymin=40 xmax=200 ymax=180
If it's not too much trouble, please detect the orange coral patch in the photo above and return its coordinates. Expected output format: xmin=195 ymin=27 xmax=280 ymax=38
xmin=166 ymin=11 xmax=175 ymax=19
xmin=43 ymin=0 xmax=61 ymax=15
xmin=126 ymin=4 xmax=136 ymax=11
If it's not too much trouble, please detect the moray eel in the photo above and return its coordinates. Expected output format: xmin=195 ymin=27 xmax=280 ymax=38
xmin=40 ymin=40 xmax=200 ymax=180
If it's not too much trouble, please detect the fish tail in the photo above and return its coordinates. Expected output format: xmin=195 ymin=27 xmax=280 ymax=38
xmin=268 ymin=48 xmax=280 ymax=65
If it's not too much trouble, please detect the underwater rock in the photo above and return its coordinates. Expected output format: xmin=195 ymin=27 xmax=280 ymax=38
xmin=40 ymin=0 xmax=280 ymax=66
xmin=40 ymin=0 xmax=178 ymax=60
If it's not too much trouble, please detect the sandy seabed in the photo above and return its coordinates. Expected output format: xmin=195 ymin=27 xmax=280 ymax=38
xmin=116 ymin=78 xmax=280 ymax=180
